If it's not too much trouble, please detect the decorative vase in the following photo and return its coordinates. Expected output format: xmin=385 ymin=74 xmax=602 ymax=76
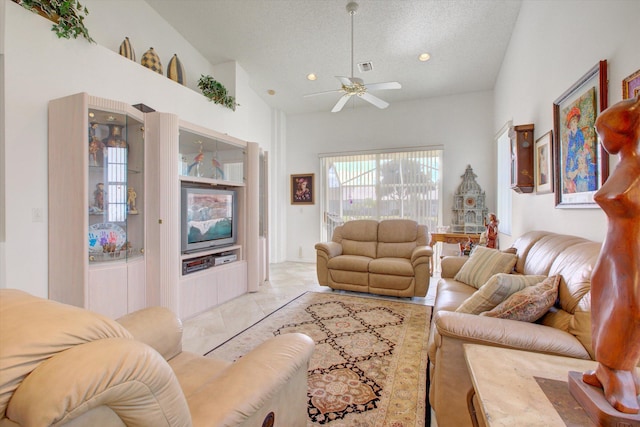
xmin=167 ymin=54 xmax=186 ymax=85
xmin=141 ymin=47 xmax=162 ymax=75
xmin=119 ymin=37 xmax=135 ymax=61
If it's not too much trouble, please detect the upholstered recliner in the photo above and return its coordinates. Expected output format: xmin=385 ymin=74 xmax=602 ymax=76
xmin=0 ymin=289 xmax=315 ymax=427
xmin=315 ymin=219 xmax=433 ymax=297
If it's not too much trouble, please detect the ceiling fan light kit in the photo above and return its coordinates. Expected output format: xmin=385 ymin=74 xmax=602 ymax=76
xmin=304 ymin=1 xmax=401 ymax=113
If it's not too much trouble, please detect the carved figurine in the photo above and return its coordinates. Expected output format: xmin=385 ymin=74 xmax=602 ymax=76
xmin=484 ymin=213 xmax=499 ymax=249
xmin=582 ymin=96 xmax=640 ymax=414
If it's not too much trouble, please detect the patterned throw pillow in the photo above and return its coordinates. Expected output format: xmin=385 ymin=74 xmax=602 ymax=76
xmin=456 ymin=274 xmax=547 ymax=315
xmin=454 ymin=246 xmax=518 ymax=289
xmin=480 ymin=275 xmax=561 ymax=322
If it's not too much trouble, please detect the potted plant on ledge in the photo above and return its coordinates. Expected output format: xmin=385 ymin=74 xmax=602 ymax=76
xmin=198 ymin=75 xmax=240 ymax=111
xmin=12 ymin=0 xmax=94 ymax=43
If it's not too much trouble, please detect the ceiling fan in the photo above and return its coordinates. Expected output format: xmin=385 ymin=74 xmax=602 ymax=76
xmin=304 ymin=1 xmax=401 ymax=113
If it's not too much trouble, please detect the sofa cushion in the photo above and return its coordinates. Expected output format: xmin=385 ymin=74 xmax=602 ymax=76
xmin=327 ymin=254 xmax=372 ymax=272
xmin=369 ymin=257 xmax=414 ymax=276
xmin=377 ymin=219 xmax=426 ymax=259
xmin=456 ymin=274 xmax=547 ymax=315
xmin=481 ymin=275 xmax=560 ymax=322
xmin=454 ymin=247 xmax=517 ymax=289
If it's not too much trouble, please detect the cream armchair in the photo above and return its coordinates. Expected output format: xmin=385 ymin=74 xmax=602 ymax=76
xmin=0 ymin=289 xmax=314 ymax=427
xmin=315 ymin=219 xmax=433 ymax=297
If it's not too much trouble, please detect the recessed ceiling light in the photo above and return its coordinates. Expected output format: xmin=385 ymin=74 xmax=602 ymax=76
xmin=307 ymin=73 xmax=317 ymax=81
xmin=267 ymin=89 xmax=276 ymax=95
xmin=418 ymin=53 xmax=431 ymax=62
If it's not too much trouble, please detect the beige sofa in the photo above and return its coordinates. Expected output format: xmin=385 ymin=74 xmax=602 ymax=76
xmin=315 ymin=219 xmax=433 ymax=297
xmin=428 ymin=230 xmax=601 ymax=427
xmin=0 ymin=289 xmax=314 ymax=427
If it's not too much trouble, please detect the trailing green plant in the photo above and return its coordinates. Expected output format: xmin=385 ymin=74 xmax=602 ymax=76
xmin=198 ymin=75 xmax=239 ymax=111
xmin=13 ymin=0 xmax=94 ymax=43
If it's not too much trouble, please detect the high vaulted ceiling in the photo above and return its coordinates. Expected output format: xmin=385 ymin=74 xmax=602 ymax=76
xmin=145 ymin=0 xmax=522 ymax=115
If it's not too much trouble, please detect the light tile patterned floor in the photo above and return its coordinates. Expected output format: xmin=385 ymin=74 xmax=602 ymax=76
xmin=182 ymin=261 xmax=437 ymax=355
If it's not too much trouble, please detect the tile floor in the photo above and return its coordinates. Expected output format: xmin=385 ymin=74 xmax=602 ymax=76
xmin=182 ymin=261 xmax=438 ymax=355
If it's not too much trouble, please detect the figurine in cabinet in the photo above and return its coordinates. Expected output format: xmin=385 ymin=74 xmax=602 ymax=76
xmin=187 ymin=150 xmax=204 ymax=177
xmin=93 ymin=182 xmax=105 ymax=211
xmin=88 ymin=123 xmax=105 ymax=166
xmin=127 ymin=187 xmax=138 ymax=214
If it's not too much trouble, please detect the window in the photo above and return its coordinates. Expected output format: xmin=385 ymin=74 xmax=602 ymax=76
xmin=319 ymin=148 xmax=443 ymax=240
xmin=106 ymin=146 xmax=127 ymax=223
xmin=496 ymin=125 xmax=512 ymax=235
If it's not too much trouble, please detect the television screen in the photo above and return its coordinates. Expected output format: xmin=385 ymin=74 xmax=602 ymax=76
xmin=182 ymin=187 xmax=237 ymax=253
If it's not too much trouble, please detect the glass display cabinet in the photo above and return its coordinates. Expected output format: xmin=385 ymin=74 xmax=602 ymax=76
xmin=87 ymin=109 xmax=145 ymax=263
xmin=178 ymin=127 xmax=246 ymax=184
xmin=49 ymin=93 xmax=147 ymax=319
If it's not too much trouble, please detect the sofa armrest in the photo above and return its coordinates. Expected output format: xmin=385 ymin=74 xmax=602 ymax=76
xmin=411 ymin=245 xmax=433 ymax=265
xmin=6 ymin=338 xmax=190 ymax=427
xmin=117 ymin=306 xmax=183 ymax=361
xmin=314 ymin=241 xmax=342 ymax=258
xmin=440 ymin=256 xmax=468 ymax=278
xmin=187 ymin=333 xmax=315 ymax=426
xmin=435 ymin=311 xmax=591 ymax=358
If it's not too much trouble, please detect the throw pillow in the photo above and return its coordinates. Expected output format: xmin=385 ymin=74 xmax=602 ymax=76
xmin=456 ymin=274 xmax=547 ymax=315
xmin=480 ymin=275 xmax=561 ymax=322
xmin=454 ymin=246 xmax=517 ymax=289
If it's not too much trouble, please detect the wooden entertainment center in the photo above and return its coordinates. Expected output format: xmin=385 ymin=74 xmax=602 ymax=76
xmin=48 ymin=93 xmax=260 ymax=320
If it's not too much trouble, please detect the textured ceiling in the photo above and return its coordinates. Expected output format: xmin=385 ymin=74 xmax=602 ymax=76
xmin=145 ymin=0 xmax=522 ymax=115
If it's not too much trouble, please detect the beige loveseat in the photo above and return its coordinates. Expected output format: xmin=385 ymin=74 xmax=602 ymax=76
xmin=315 ymin=219 xmax=433 ymax=297
xmin=0 ymin=289 xmax=314 ymax=427
xmin=428 ymin=230 xmax=601 ymax=427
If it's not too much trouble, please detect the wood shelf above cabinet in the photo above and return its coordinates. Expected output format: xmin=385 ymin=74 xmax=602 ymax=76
xmin=509 ymin=123 xmax=535 ymax=193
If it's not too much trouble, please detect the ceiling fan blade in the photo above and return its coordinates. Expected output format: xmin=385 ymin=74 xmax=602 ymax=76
xmin=331 ymin=95 xmax=351 ymax=113
xmin=360 ymin=92 xmax=389 ymax=109
xmin=303 ymin=89 xmax=343 ymax=98
xmin=336 ymin=76 xmax=354 ymax=86
xmin=365 ymin=81 xmax=401 ymax=91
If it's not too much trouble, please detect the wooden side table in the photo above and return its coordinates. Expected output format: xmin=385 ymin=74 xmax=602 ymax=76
xmin=429 ymin=233 xmax=481 ymax=272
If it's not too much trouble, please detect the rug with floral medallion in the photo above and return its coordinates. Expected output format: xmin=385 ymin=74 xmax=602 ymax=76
xmin=206 ymin=291 xmax=431 ymax=427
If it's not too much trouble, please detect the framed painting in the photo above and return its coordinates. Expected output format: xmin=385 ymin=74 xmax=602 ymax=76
xmin=622 ymin=69 xmax=640 ymax=99
xmin=553 ymin=60 xmax=608 ymax=208
xmin=291 ymin=173 xmax=314 ymax=205
xmin=534 ymin=131 xmax=553 ymax=194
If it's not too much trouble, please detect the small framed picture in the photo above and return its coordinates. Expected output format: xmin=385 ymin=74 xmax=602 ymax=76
xmin=622 ymin=69 xmax=640 ymax=100
xmin=291 ymin=173 xmax=314 ymax=205
xmin=534 ymin=131 xmax=553 ymax=194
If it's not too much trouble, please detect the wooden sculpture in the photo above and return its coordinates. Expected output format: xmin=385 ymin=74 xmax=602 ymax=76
xmin=581 ymin=96 xmax=640 ymax=415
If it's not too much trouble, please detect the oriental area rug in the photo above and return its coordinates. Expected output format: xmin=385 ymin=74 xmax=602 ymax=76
xmin=206 ymin=291 xmax=431 ymax=427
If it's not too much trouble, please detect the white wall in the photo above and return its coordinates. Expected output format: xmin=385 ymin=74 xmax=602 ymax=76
xmin=0 ymin=0 xmax=273 ymax=296
xmin=285 ymin=91 xmax=495 ymax=262
xmin=494 ymin=0 xmax=640 ymax=246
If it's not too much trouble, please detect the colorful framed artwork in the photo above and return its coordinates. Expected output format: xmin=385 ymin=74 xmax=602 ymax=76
xmin=534 ymin=131 xmax=553 ymax=194
xmin=622 ymin=69 xmax=640 ymax=99
xmin=553 ymin=60 xmax=608 ymax=208
xmin=291 ymin=173 xmax=314 ymax=205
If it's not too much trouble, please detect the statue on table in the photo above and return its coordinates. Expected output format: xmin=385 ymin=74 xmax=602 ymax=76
xmin=484 ymin=213 xmax=499 ymax=249
xmin=582 ymin=96 xmax=640 ymax=414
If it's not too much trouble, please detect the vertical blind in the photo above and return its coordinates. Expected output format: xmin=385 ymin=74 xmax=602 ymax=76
xmin=319 ymin=148 xmax=443 ymax=241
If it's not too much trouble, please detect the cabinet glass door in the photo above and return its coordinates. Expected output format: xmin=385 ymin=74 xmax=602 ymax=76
xmin=88 ymin=109 xmax=144 ymax=262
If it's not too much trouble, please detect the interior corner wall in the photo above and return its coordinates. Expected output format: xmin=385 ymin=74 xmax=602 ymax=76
xmin=1 ymin=0 xmax=273 ymax=296
xmin=494 ymin=0 xmax=640 ymax=246
xmin=285 ymin=91 xmax=495 ymax=262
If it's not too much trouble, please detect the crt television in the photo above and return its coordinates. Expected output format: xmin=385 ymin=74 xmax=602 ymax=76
xmin=181 ymin=186 xmax=238 ymax=254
